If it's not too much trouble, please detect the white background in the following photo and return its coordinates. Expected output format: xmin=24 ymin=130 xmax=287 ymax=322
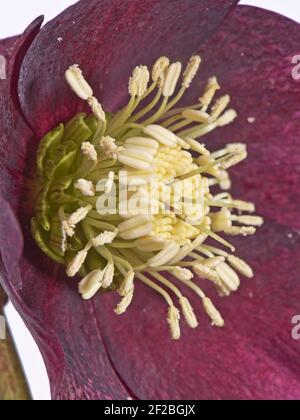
xmin=0 ymin=0 xmax=299 ymax=38
xmin=1 ymin=0 xmax=299 ymax=401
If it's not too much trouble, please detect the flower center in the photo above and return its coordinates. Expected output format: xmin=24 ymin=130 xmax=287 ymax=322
xmin=32 ymin=56 xmax=263 ymax=340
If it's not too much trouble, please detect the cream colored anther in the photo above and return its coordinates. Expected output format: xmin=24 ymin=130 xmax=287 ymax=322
xmin=147 ymin=242 xmax=180 ymax=268
xmin=163 ymin=62 xmax=182 ymax=97
xmin=227 ymin=255 xmax=253 ymax=278
xmin=79 ymin=270 xmax=104 ymax=300
xmin=129 ymin=65 xmax=150 ymax=97
xmin=118 ymin=215 xmax=153 ymax=240
xmin=202 ymin=297 xmax=224 ymax=327
xmin=215 ymin=262 xmax=240 ymax=292
xmin=152 ymin=56 xmax=170 ymax=86
xmin=65 ymin=65 xmax=93 ymax=100
xmin=135 ymin=236 xmax=166 ymax=252
xmin=182 ymin=109 xmax=211 ymax=123
xmin=143 ymin=125 xmax=178 ymax=147
xmin=182 ymin=56 xmax=201 ymax=89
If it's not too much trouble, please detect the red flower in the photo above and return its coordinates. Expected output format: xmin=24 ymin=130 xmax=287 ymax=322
xmin=1 ymin=0 xmax=300 ymax=400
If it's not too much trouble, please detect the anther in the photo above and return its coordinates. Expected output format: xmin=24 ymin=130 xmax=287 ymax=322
xmin=179 ymin=297 xmax=198 ymax=328
xmin=163 ymin=62 xmax=182 ymax=97
xmin=100 ymin=136 xmax=119 ymax=159
xmin=202 ymin=297 xmax=224 ymax=327
xmin=65 ymin=64 xmax=93 ymax=100
xmin=129 ymin=65 xmax=150 ymax=97
xmin=182 ymin=55 xmax=202 ymax=89
xmin=152 ymin=56 xmax=170 ymax=87
xmin=75 ymin=179 xmax=96 ymax=197
xmin=81 ymin=142 xmax=98 ymax=161
xmin=227 ymin=255 xmax=254 ymax=278
xmin=92 ymin=230 xmax=118 ymax=247
xmin=168 ymin=305 xmax=181 ymax=340
xmin=79 ymin=269 xmax=104 ymax=300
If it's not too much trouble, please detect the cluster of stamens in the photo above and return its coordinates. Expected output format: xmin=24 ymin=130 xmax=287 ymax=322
xmin=32 ymin=57 xmax=263 ymax=340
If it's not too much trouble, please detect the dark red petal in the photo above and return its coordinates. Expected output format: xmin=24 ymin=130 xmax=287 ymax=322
xmin=97 ymin=219 xmax=300 ymax=400
xmin=195 ymin=5 xmax=300 ymax=230
xmin=0 ymin=19 xmax=42 ymax=208
xmin=18 ymin=0 xmax=238 ymax=137
xmin=0 ymin=36 xmax=18 ymax=54
xmin=94 ymin=7 xmax=300 ymax=400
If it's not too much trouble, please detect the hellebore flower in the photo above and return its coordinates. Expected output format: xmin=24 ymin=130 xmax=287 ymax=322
xmin=0 ymin=0 xmax=300 ymax=400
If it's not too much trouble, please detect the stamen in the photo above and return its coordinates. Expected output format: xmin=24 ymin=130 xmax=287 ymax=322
xmin=201 ymin=228 xmax=235 ymax=252
xmin=210 ymin=208 xmax=232 ymax=232
xmin=65 ymin=65 xmax=106 ymax=123
xmin=172 ymin=267 xmax=194 ymax=281
xmin=87 ymin=97 xmax=106 ymax=123
xmin=215 ymin=262 xmax=240 ymax=292
xmin=217 ymin=109 xmax=237 ymax=127
xmin=184 ymin=137 xmax=210 ymax=156
xmin=65 ymin=64 xmax=93 ymax=100
xmin=118 ymin=271 xmax=135 ymax=297
xmin=218 ymin=170 xmax=231 ymax=190
xmin=102 ymin=262 xmax=115 ymax=288
xmin=118 ymin=215 xmax=153 ymax=240
xmin=227 ymin=255 xmax=253 ymax=278
xmin=202 ymin=297 xmax=224 ymax=327
xmin=167 ymin=306 xmax=181 ymax=340
xmin=201 ymin=256 xmax=225 ymax=268
xmin=79 ymin=269 xmax=104 ymax=300
xmin=137 ymin=273 xmax=180 ymax=340
xmin=118 ymin=145 xmax=155 ymax=170
xmin=163 ymin=62 xmax=182 ymax=97
xmin=115 ymin=288 xmax=134 ymax=315
xmin=178 ymin=297 xmax=198 ymax=328
xmin=135 ymin=236 xmax=167 ymax=252
xmin=143 ymin=125 xmax=178 ymax=147
xmin=75 ymin=179 xmax=96 ymax=197
xmin=129 ymin=65 xmax=150 ymax=97
xmin=193 ymin=263 xmax=222 ymax=285
xmin=125 ymin=137 xmax=159 ymax=151
xmin=224 ymin=226 xmax=256 ymax=236
xmin=198 ymin=245 xmax=228 ymax=257
xmin=104 ymin=171 xmax=115 ymax=194
xmin=182 ymin=109 xmax=211 ymax=123
xmin=92 ymin=230 xmax=118 ymax=247
xmin=100 ymin=136 xmax=119 ymax=159
xmin=211 ymin=143 xmax=246 ymax=159
xmin=221 ymin=150 xmax=247 ymax=169
xmin=173 ymin=272 xmax=225 ymax=327
xmin=230 ymin=200 xmax=255 ymax=213
xmin=81 ymin=142 xmax=98 ymax=161
xmin=231 ymin=215 xmax=264 ymax=227
xmin=62 ymin=220 xmax=75 ymax=238
xmin=199 ymin=76 xmax=220 ymax=110
xmin=227 ymin=143 xmax=247 ymax=154
xmin=152 ymin=56 xmax=170 ymax=86
xmin=211 ymin=95 xmax=230 ymax=121
xmin=67 ymin=242 xmax=91 ymax=277
xmin=68 ymin=205 xmax=92 ymax=227
xmin=182 ymin=55 xmax=201 ymax=89
xmin=150 ymin=271 xmax=198 ymax=329
xmin=147 ymin=242 xmax=180 ymax=268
